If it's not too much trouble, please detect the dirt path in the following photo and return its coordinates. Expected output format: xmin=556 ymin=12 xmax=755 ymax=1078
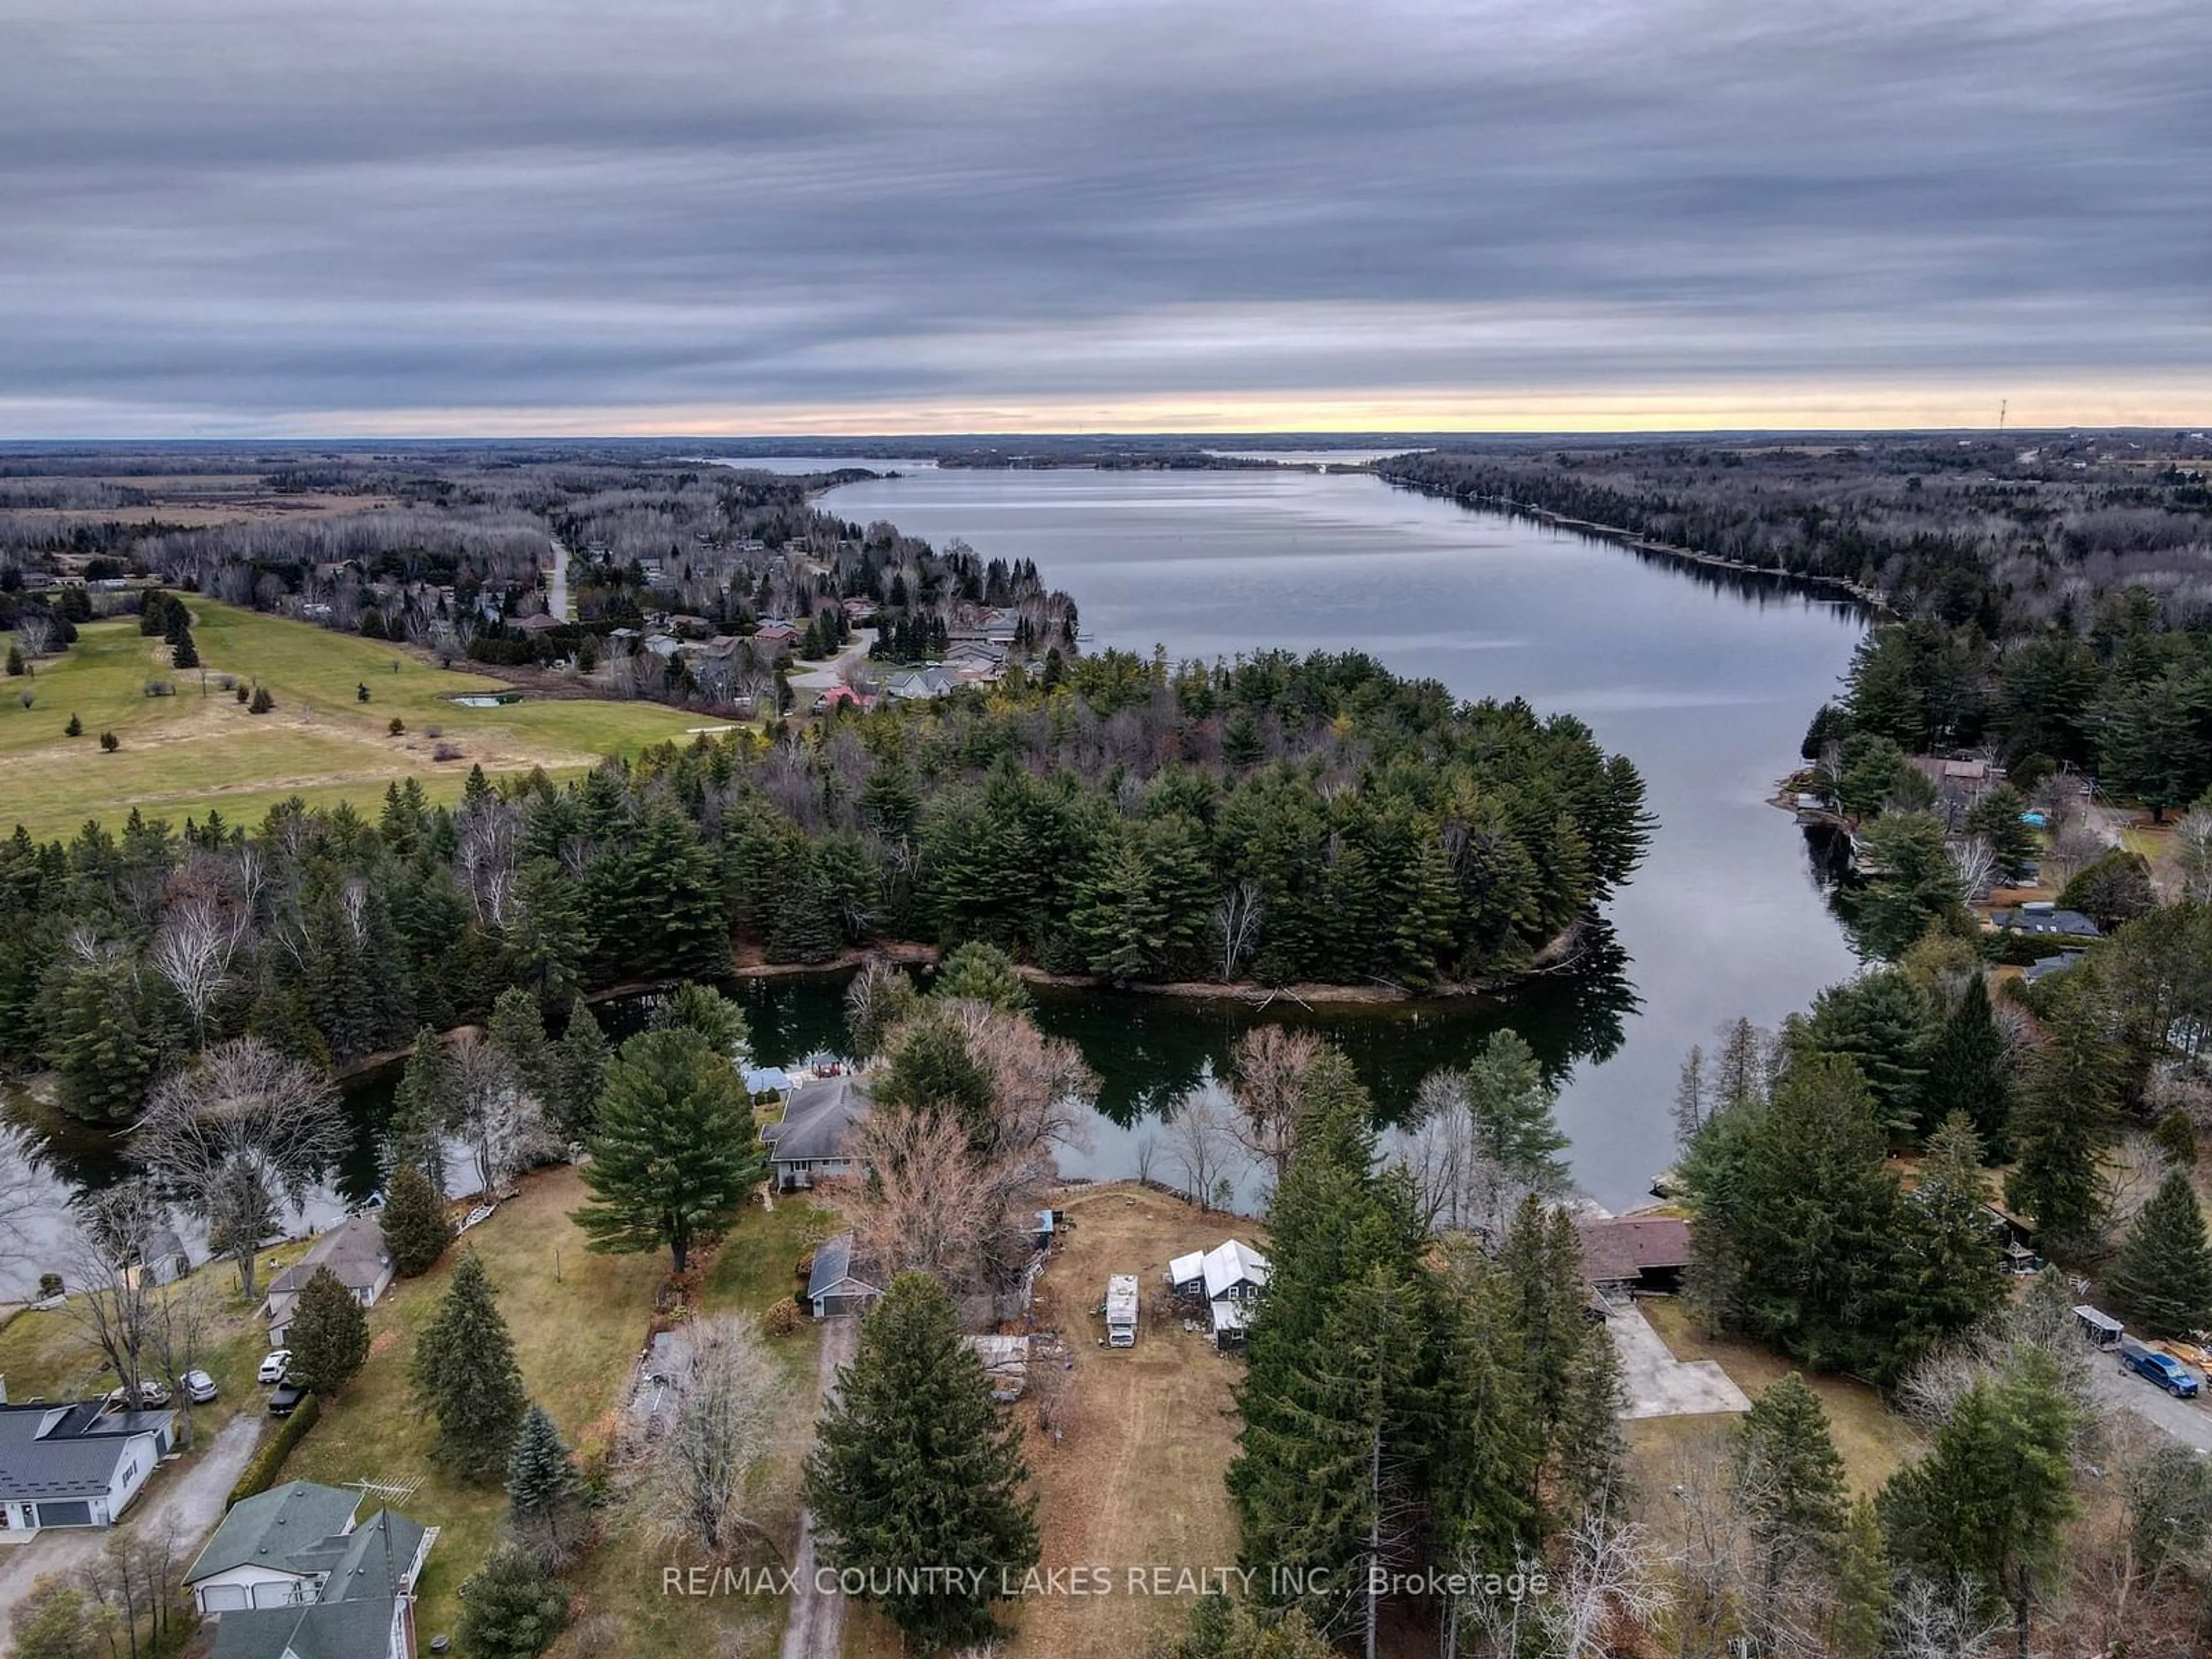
xmin=0 ymin=1410 xmax=266 ymax=1652
xmin=778 ymin=1316 xmax=857 ymax=1659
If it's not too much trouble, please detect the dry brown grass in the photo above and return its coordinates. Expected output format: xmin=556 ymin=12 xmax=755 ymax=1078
xmin=1634 ymin=1298 xmax=1922 ymax=1499
xmin=987 ymin=1183 xmax=1260 ymax=1659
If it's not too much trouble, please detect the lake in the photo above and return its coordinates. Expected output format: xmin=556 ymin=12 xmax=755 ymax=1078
xmin=821 ymin=464 xmax=1869 ymax=1210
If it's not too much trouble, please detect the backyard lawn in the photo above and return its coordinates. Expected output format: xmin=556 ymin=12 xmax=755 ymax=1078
xmin=265 ymin=1166 xmax=837 ymax=1658
xmin=1 ymin=600 xmax=702 ymax=839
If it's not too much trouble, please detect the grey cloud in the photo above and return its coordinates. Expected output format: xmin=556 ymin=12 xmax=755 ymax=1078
xmin=0 ymin=0 xmax=2206 ymax=431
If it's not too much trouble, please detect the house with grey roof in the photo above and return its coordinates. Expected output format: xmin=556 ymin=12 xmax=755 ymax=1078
xmin=1988 ymin=904 xmax=2102 ymax=940
xmin=761 ymin=1074 xmax=874 ymax=1191
xmin=805 ymin=1230 xmax=884 ymax=1318
xmin=185 ymin=1480 xmax=434 ymax=1659
xmin=264 ymin=1215 xmax=396 ymax=1344
xmin=0 ymin=1400 xmax=176 ymax=1530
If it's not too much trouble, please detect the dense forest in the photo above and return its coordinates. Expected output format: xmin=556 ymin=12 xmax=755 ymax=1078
xmin=0 ymin=647 xmax=1647 ymax=1122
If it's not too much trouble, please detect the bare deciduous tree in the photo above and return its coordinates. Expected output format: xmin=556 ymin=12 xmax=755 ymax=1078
xmin=1948 ymin=834 xmax=1999 ymax=902
xmin=445 ymin=1029 xmax=552 ymax=1198
xmin=60 ymin=1182 xmax=168 ymax=1403
xmin=0 ymin=1123 xmax=63 ymax=1285
xmin=1226 ymin=1025 xmax=1321 ymax=1196
xmin=852 ymin=1109 xmax=1011 ymax=1292
xmin=1885 ymin=1574 xmax=2006 ymax=1659
xmin=13 ymin=609 xmax=56 ymax=658
xmin=1164 ymin=1092 xmax=1235 ymax=1211
xmin=147 ymin=895 xmax=244 ymax=1043
xmin=2176 ymin=809 xmax=2212 ymax=904
xmin=145 ymin=1275 xmax=218 ymax=1450
xmin=643 ymin=1313 xmax=785 ymax=1558
xmin=1214 ymin=881 xmax=1263 ymax=983
xmin=135 ymin=1037 xmax=345 ymax=1298
xmin=457 ymin=797 xmax=522 ymax=926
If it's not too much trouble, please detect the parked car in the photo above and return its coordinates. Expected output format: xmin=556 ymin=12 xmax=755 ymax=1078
xmin=183 ymin=1369 xmax=219 ymax=1404
xmin=103 ymin=1380 xmax=172 ymax=1410
xmin=257 ymin=1349 xmax=293 ymax=1385
xmin=2120 ymin=1335 xmax=2202 ymax=1399
xmin=267 ymin=1380 xmax=308 ymax=1417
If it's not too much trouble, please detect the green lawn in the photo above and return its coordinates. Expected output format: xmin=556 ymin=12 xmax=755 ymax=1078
xmin=267 ymin=1166 xmax=835 ymax=1657
xmin=1 ymin=601 xmax=704 ymax=840
xmin=0 ymin=1236 xmax=314 ymax=1456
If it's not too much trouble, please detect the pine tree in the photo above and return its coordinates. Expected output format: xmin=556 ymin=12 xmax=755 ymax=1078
xmin=1463 ymin=1029 xmax=1570 ymax=1192
xmin=2005 ymin=990 xmax=2116 ymax=1252
xmin=412 ymin=1251 xmax=528 ymax=1481
xmin=388 ymin=1025 xmax=453 ymax=1189
xmin=804 ymin=1271 xmax=1039 ymax=1649
xmin=286 ymin=1264 xmax=370 ymax=1396
xmin=1791 ymin=971 xmax=1936 ymax=1139
xmin=646 ymin=979 xmax=751 ymax=1060
xmin=172 ymin=627 xmax=199 ymax=669
xmin=380 ymin=1165 xmax=452 ymax=1278
xmin=456 ymin=1544 xmax=567 ymax=1659
xmin=572 ymin=1027 xmax=764 ymax=1274
xmin=1827 ymin=1498 xmax=1890 ymax=1659
xmin=931 ymin=941 xmax=1032 ymax=1011
xmin=1920 ymin=972 xmax=2011 ymax=1150
xmin=487 ymin=986 xmax=554 ymax=1103
xmin=2106 ymin=1168 xmax=2212 ymax=1338
xmin=1736 ymin=1373 xmax=1847 ymax=1612
xmin=547 ymin=995 xmax=610 ymax=1142
xmin=1903 ymin=1113 xmax=2007 ymax=1345
xmin=1878 ymin=1349 xmax=2079 ymax=1652
xmin=506 ymin=1401 xmax=584 ymax=1560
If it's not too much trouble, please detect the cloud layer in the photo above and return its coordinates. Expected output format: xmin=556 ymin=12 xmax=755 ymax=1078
xmin=2 ymin=0 xmax=2206 ymax=434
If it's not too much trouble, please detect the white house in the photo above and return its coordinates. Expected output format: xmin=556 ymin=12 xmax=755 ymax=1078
xmin=0 ymin=1401 xmax=175 ymax=1531
xmin=264 ymin=1215 xmax=396 ymax=1344
xmin=185 ymin=1480 xmax=434 ymax=1659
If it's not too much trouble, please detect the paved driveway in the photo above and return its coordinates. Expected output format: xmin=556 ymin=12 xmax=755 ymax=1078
xmin=0 ymin=1411 xmax=266 ymax=1651
xmin=2089 ymin=1354 xmax=2212 ymax=1453
xmin=1607 ymin=1301 xmax=1753 ymax=1420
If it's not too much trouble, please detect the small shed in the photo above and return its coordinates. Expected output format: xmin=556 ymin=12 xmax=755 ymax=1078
xmin=807 ymin=1233 xmax=884 ymax=1319
xmin=1209 ymin=1298 xmax=1252 ymax=1353
xmin=2074 ymin=1305 xmax=2124 ymax=1350
xmin=1105 ymin=1275 xmax=1139 ymax=1347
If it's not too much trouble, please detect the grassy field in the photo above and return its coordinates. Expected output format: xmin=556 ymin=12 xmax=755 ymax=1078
xmin=264 ymin=1165 xmax=838 ymax=1658
xmin=0 ymin=600 xmax=703 ymax=840
xmin=1632 ymin=1297 xmax=1923 ymax=1501
xmin=0 ymin=1234 xmax=318 ymax=1464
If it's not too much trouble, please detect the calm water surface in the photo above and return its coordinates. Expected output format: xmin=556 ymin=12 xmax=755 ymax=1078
xmin=7 ymin=465 xmax=1865 ymax=1285
xmin=824 ymin=465 xmax=1868 ymax=1209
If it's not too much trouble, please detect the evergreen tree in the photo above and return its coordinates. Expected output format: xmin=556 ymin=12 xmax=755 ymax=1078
xmin=1920 ymin=972 xmax=2011 ymax=1150
xmin=1491 ymin=1197 xmax=1623 ymax=1513
xmin=172 ymin=627 xmax=199 ymax=669
xmin=380 ymin=1164 xmax=453 ymax=1278
xmin=456 ymin=1544 xmax=567 ymax=1659
xmin=1157 ymin=1596 xmax=1337 ymax=1659
xmin=2105 ymin=1168 xmax=2212 ymax=1338
xmin=506 ymin=858 xmax=591 ymax=1004
xmin=1963 ymin=784 xmax=2039 ymax=883
xmin=572 ymin=1027 xmax=764 ymax=1274
xmin=412 ymin=1250 xmax=528 ymax=1481
xmin=1790 ymin=970 xmax=1936 ymax=1139
xmin=931 ymin=941 xmax=1033 ymax=1011
xmin=1463 ymin=1028 xmax=1570 ymax=1192
xmin=1903 ymin=1113 xmax=2008 ymax=1345
xmin=487 ymin=986 xmax=554 ymax=1104
xmin=2004 ymin=987 xmax=2116 ymax=1252
xmin=1827 ymin=1498 xmax=1890 ymax=1659
xmin=1430 ymin=1247 xmax=1540 ymax=1590
xmin=646 ymin=979 xmax=751 ymax=1060
xmin=1735 ymin=1373 xmax=1848 ymax=1610
xmin=1878 ymin=1349 xmax=2080 ymax=1653
xmin=47 ymin=956 xmax=160 ymax=1123
xmin=286 ymin=1264 xmax=370 ymax=1396
xmin=804 ymin=1271 xmax=1040 ymax=1649
xmin=506 ymin=1401 xmax=585 ymax=1559
xmin=547 ymin=995 xmax=610 ymax=1142
xmin=388 ymin=1025 xmax=453 ymax=1189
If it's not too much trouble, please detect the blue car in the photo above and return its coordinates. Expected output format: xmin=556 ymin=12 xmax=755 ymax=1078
xmin=2120 ymin=1337 xmax=2203 ymax=1399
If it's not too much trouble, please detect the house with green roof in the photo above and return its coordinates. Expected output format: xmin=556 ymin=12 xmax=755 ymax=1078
xmin=184 ymin=1480 xmax=435 ymax=1659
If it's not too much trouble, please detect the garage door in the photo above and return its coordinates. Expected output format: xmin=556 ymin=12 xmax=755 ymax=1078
xmin=33 ymin=1501 xmax=92 ymax=1528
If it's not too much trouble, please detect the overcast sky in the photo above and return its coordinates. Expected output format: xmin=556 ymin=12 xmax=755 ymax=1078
xmin=2 ymin=0 xmax=2206 ymax=436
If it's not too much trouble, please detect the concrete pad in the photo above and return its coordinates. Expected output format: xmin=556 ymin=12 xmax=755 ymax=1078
xmin=1607 ymin=1300 xmax=1752 ymax=1420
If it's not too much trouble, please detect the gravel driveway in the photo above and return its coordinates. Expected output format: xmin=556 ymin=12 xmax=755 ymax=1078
xmin=0 ymin=1410 xmax=266 ymax=1652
